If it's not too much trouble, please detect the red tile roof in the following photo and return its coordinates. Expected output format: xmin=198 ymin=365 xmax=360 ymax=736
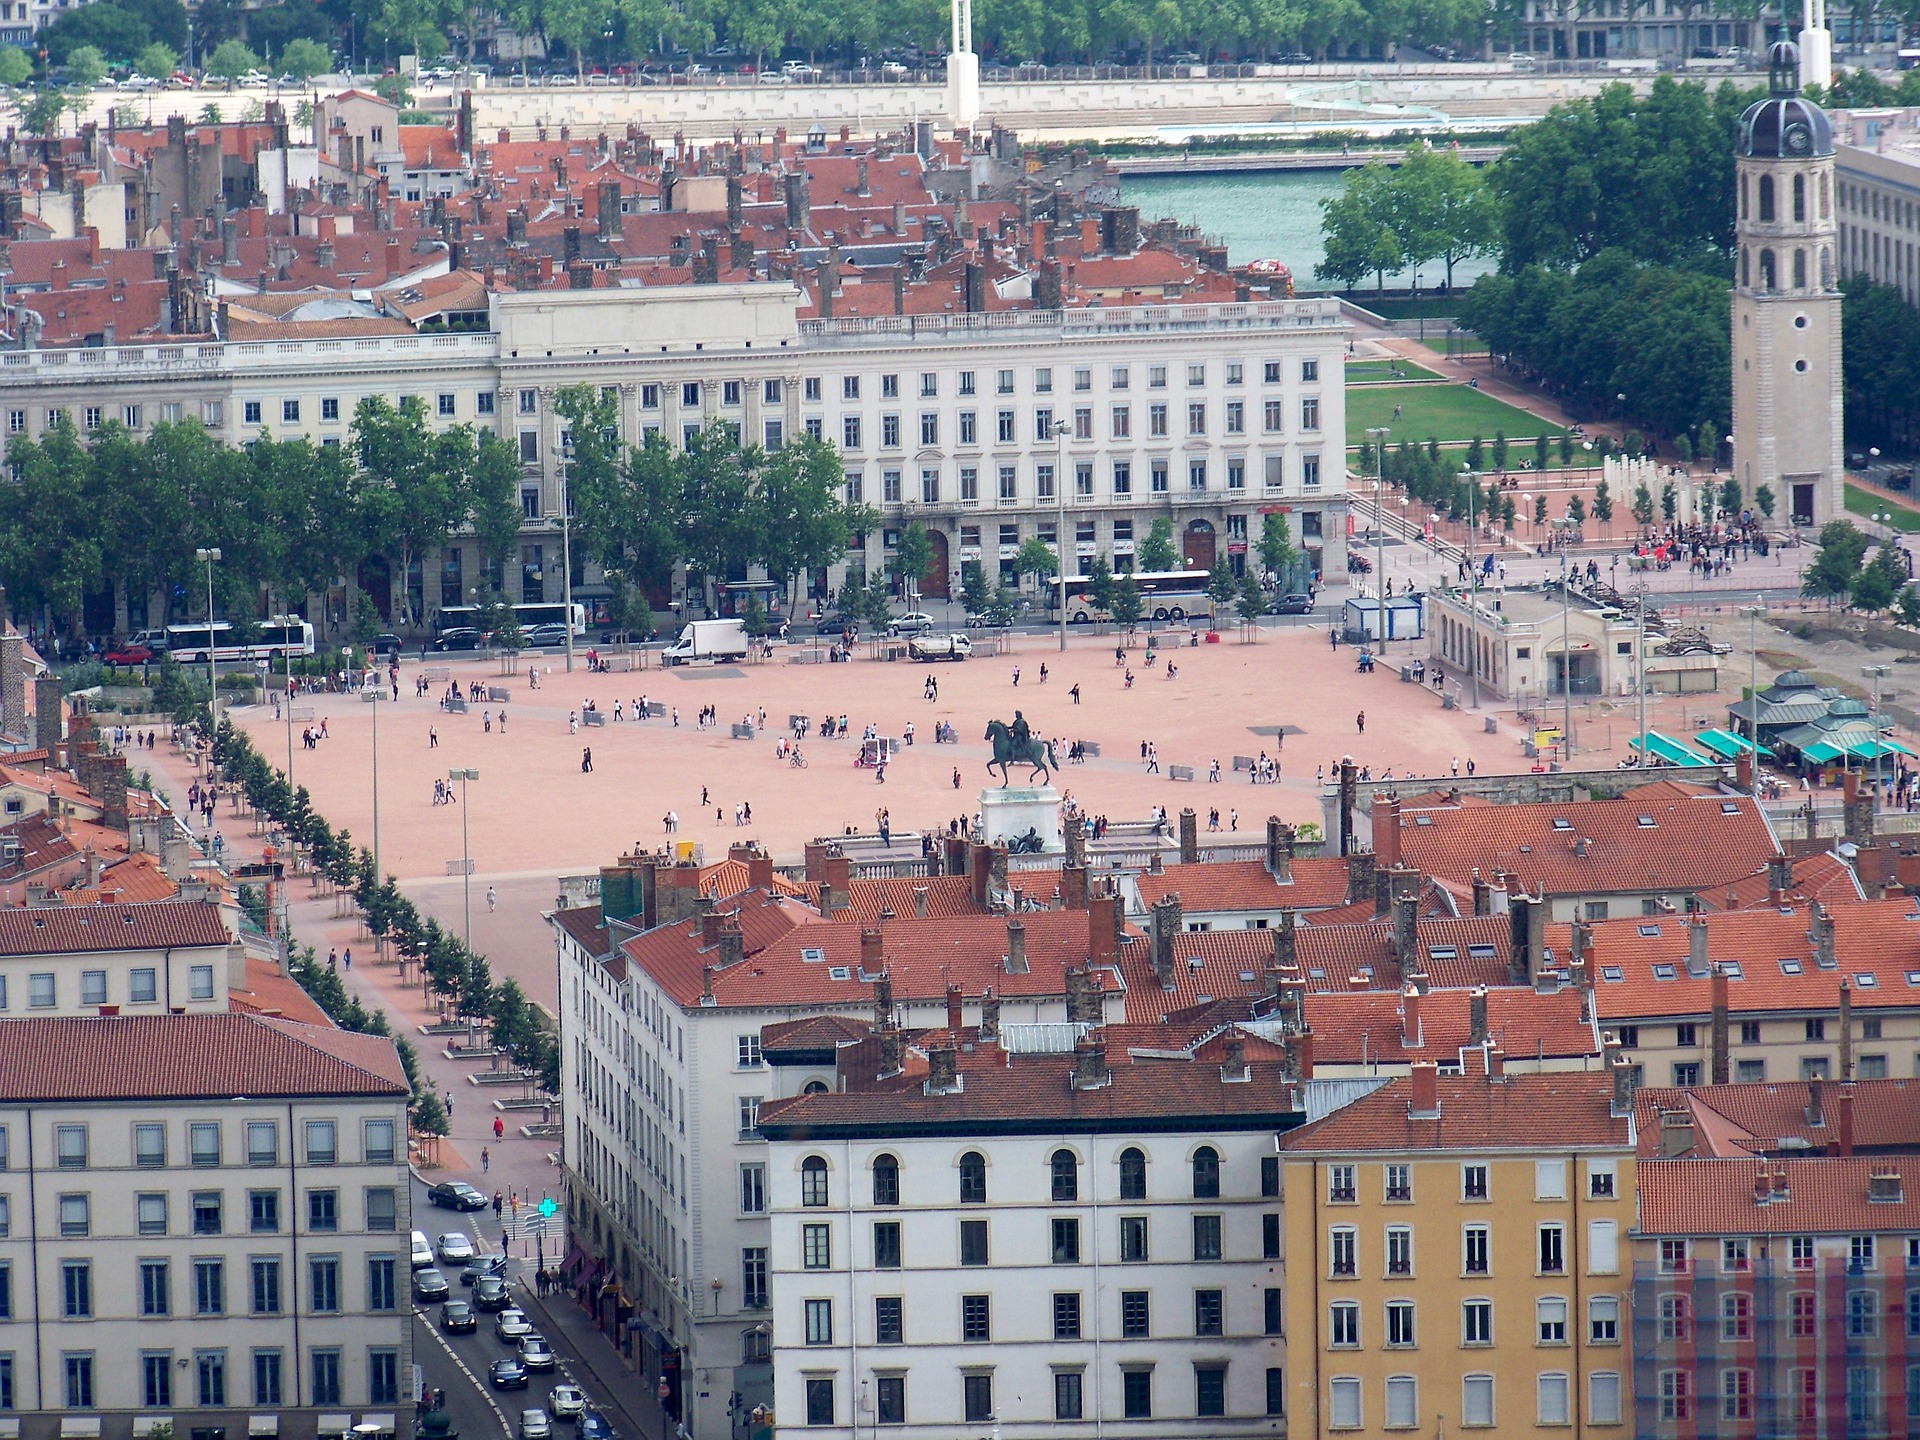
xmin=1581 ymin=897 xmax=1920 ymax=1019
xmin=761 ymin=1014 xmax=871 ymax=1053
xmin=1280 ymin=1069 xmax=1630 ymax=1152
xmin=843 ymin=874 xmax=993 ymax=924
xmin=0 ymin=1013 xmax=407 ymax=1100
xmin=0 ymin=900 xmax=228 ymax=955
xmin=230 ymin=956 xmax=333 ymax=1026
xmin=1637 ymin=1156 xmax=1920 ymax=1235
xmin=1134 ymin=856 xmax=1351 ymax=915
xmin=1632 ymin=1078 xmax=1920 ymax=1159
xmin=1389 ymin=789 xmax=1779 ymax=898
xmin=1301 ymin=986 xmax=1597 ymax=1066
xmin=1712 ymin=850 xmax=1862 ymax=911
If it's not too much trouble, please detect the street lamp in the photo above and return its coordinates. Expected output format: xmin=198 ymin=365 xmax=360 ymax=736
xmin=448 ymin=767 xmax=479 ymax=948
xmin=1558 ymin=536 xmax=1572 ymax=756
xmin=1051 ymin=417 xmax=1070 ymax=653
xmin=559 ymin=430 xmax=577 ymax=674
xmin=1740 ymin=599 xmax=1765 ymax=751
xmin=1863 ymin=664 xmax=1891 ymax=808
xmin=1366 ymin=426 xmax=1391 ymax=649
xmin=1461 ymin=465 xmax=1480 ymax=709
xmin=195 ymin=548 xmax=221 ymax=732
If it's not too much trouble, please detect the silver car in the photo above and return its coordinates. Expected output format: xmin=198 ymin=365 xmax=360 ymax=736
xmin=521 ymin=1410 xmax=553 ymax=1440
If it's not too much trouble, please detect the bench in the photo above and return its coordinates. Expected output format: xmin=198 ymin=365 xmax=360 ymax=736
xmin=1168 ymin=764 xmax=1196 ymax=782
xmin=731 ymin=723 xmax=756 ymax=740
xmin=1079 ymin=740 xmax=1101 ymax=757
xmin=643 ymin=700 xmax=667 ymax=718
xmin=448 ymin=696 xmax=468 ymax=714
xmin=582 ymin=709 xmax=607 ymax=727
xmin=421 ymin=665 xmax=450 ymax=682
xmin=1232 ymin=754 xmax=1256 ymax=772
xmin=488 ymin=686 xmax=511 ymax=703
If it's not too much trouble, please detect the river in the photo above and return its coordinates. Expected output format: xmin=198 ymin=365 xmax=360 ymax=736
xmin=1122 ymin=171 xmax=1498 ymax=292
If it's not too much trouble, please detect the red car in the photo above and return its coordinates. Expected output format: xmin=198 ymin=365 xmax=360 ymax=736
xmin=104 ymin=643 xmax=153 ymax=664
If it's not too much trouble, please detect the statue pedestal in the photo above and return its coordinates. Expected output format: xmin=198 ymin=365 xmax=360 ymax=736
xmin=981 ymin=785 xmax=1063 ymax=855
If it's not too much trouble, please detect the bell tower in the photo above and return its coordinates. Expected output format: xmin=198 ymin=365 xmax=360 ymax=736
xmin=1730 ymin=40 xmax=1843 ymax=530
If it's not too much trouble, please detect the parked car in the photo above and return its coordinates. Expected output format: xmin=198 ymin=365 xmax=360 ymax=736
xmin=369 ymin=632 xmax=404 ymax=658
xmin=429 ymin=628 xmax=486 ymax=652
xmin=489 ymin=1359 xmax=530 ymax=1390
xmin=885 ymin=612 xmax=936 ymax=636
xmin=548 ymin=1386 xmax=587 ymax=1421
xmin=441 ymin=1299 xmax=478 ymax=1333
xmin=104 ymin=643 xmax=153 ymax=664
xmin=519 ymin=1335 xmax=557 ymax=1371
xmin=521 ymin=1410 xmax=553 ymax=1440
xmin=1270 ymin=593 xmax=1316 ymax=615
xmin=495 ymin=1308 xmax=533 ymax=1342
xmin=428 ymin=1181 xmax=489 ymax=1210
xmin=521 ymin=624 xmax=570 ymax=649
xmin=437 ymin=1232 xmax=476 ymax=1264
xmin=413 ymin=1267 xmax=451 ymax=1302
xmin=472 ymin=1275 xmax=512 ymax=1312
xmin=411 ymin=1231 xmax=436 ymax=1269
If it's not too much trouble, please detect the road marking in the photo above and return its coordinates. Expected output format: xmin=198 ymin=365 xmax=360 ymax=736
xmin=416 ymin=1306 xmax=513 ymax=1437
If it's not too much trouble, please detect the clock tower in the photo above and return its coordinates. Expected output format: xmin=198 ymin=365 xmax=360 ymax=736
xmin=1730 ymin=40 xmax=1843 ymax=530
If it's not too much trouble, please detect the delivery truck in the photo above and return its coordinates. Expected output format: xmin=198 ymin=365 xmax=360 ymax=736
xmin=662 ymin=618 xmax=751 ymax=665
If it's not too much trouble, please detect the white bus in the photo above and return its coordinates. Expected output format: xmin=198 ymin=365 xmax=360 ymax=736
xmin=433 ymin=602 xmax=586 ymax=636
xmin=1051 ymin=569 xmax=1213 ymax=624
xmin=165 ymin=618 xmax=316 ymax=664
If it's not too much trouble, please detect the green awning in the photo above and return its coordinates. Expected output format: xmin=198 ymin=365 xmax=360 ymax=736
xmin=1629 ymin=732 xmax=1713 ymax=766
xmin=1800 ymin=740 xmax=1846 ymax=764
xmin=1847 ymin=736 xmax=1916 ymax=760
xmin=1694 ymin=728 xmax=1774 ymax=760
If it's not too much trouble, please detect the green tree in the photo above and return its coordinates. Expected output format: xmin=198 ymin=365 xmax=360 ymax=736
xmin=1754 ymin=484 xmax=1775 ymax=520
xmin=1466 ymin=434 xmax=1485 ymax=470
xmin=1567 ymin=495 xmax=1586 ymax=527
xmin=888 ymin=521 xmax=934 ymax=600
xmin=19 ymin=88 xmax=75 ymax=136
xmin=1632 ymin=482 xmax=1655 ymax=528
xmin=1317 ymin=161 xmax=1405 ymax=290
xmin=0 ymin=413 xmax=103 ymax=633
xmin=63 ymin=44 xmax=108 ymax=86
xmin=1137 ymin=516 xmax=1179 ymax=572
xmin=1235 ymin=572 xmax=1267 ymax=629
xmin=984 ymin=581 xmax=1020 ymax=630
xmin=1660 ymin=481 xmax=1677 ymax=522
xmin=205 ymin=37 xmax=260 ymax=84
xmin=1533 ymin=492 xmax=1547 ymax=528
xmin=1012 ymin=534 xmax=1059 ymax=586
xmin=1256 ymin=511 xmax=1296 ymax=582
xmin=1672 ymin=432 xmax=1693 ymax=465
xmin=1593 ymin=479 xmax=1613 ymax=533
xmin=134 ymin=40 xmax=178 ymax=76
xmin=1084 ymin=552 xmax=1117 ymax=621
xmin=1696 ymin=420 xmax=1719 ymax=465
xmin=756 ymin=435 xmax=876 ymax=610
xmin=1109 ymin=574 xmax=1144 ymax=630
xmin=961 ymin=561 xmax=993 ymax=621
xmin=1802 ymin=520 xmax=1870 ymax=604
xmin=1855 ymin=542 xmax=1910 ymax=614
xmin=1492 ymin=431 xmax=1509 ymax=469
xmin=1204 ymin=557 xmax=1237 ymax=620
xmin=1535 ymin=432 xmax=1550 ymax=470
xmin=1719 ymin=478 xmax=1742 ymax=518
xmin=351 ymin=396 xmax=471 ymax=629
xmin=1895 ymin=585 xmax=1920 ymax=629
xmin=276 ymin=36 xmax=331 ymax=76
xmin=0 ymin=47 xmax=30 ymax=86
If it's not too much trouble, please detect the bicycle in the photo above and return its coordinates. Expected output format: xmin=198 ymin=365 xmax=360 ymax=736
xmin=790 ymin=748 xmax=808 ymax=769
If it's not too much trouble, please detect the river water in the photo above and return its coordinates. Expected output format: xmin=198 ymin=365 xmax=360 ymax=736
xmin=1123 ymin=171 xmax=1497 ymax=292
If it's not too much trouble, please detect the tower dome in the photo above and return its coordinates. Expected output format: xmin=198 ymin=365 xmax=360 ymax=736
xmin=1739 ymin=40 xmax=1833 ymax=159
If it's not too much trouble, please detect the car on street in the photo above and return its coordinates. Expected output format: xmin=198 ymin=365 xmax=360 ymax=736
xmin=428 ymin=1181 xmax=489 ymax=1210
xmin=885 ymin=612 xmax=936 ymax=636
xmin=520 ymin=1410 xmax=553 ymax=1440
xmin=577 ymin=1414 xmax=615 ymax=1440
xmin=104 ymin=643 xmax=153 ymax=664
xmin=440 ymin=1299 xmax=478 ymax=1333
xmin=521 ymin=623 xmax=570 ymax=649
xmin=411 ymin=1231 xmax=435 ymax=1268
xmin=412 ymin=1267 xmax=451 ymax=1302
xmin=461 ymin=1254 xmax=506 ymax=1285
xmin=429 ymin=628 xmax=486 ymax=652
xmin=488 ymin=1358 xmax=530 ymax=1390
xmin=369 ymin=632 xmax=404 ymax=658
xmin=812 ymin=613 xmax=857 ymax=635
xmin=548 ymin=1386 xmax=587 ymax=1421
xmin=519 ymin=1335 xmax=557 ymax=1371
xmin=472 ymin=1274 xmax=512 ymax=1311
xmin=437 ymin=1232 xmax=476 ymax=1263
xmin=495 ymin=1307 xmax=533 ymax=1342
xmin=1270 ymin=593 xmax=1317 ymax=615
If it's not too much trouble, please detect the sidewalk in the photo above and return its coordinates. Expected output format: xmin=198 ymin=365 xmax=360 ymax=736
xmin=513 ymin=1280 xmax=663 ymax=1440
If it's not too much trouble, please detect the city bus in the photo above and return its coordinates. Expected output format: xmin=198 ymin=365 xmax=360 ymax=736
xmin=165 ymin=618 xmax=316 ymax=664
xmin=1051 ymin=569 xmax=1213 ymax=624
xmin=433 ymin=602 xmax=587 ymax=636
xmin=714 ymin=579 xmax=785 ymax=619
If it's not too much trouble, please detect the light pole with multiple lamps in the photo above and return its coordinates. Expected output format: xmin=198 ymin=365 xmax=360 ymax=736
xmin=1863 ymin=664 xmax=1891 ymax=808
xmin=448 ymin=767 xmax=479 ymax=948
xmin=1739 ymin=599 xmax=1765 ymax=751
xmin=1366 ymin=427 xmax=1391 ymax=648
xmin=559 ymin=433 xmax=577 ymax=674
xmin=1052 ymin=417 xmax=1070 ymax=653
xmin=195 ymin=547 xmax=221 ymax=731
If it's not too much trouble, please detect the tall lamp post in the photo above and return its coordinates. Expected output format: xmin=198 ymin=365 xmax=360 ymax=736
xmin=1863 ymin=664 xmax=1891 ymax=808
xmin=1739 ymin=599 xmax=1765 ymax=749
xmin=1558 ymin=536 xmax=1572 ymax=756
xmin=195 ymin=547 xmax=221 ymax=732
xmin=559 ymin=432 xmax=577 ymax=674
xmin=449 ymin=767 xmax=479 ymax=948
xmin=1052 ymin=417 xmax=1070 ymax=653
xmin=1461 ymin=465 xmax=1480 ymax=710
xmin=1366 ymin=427 xmax=1391 ymax=649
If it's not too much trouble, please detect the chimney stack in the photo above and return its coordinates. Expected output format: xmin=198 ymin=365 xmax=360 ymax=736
xmin=980 ymin=988 xmax=1001 ymax=1042
xmin=1374 ymin=796 xmax=1402 ymax=870
xmin=1266 ymin=817 xmax=1295 ymax=881
xmin=1806 ymin=1077 xmax=1826 ymax=1128
xmin=1179 ymin=808 xmax=1198 ymax=865
xmin=1346 ymin=851 xmax=1375 ymax=907
xmin=1610 ymin=1052 xmax=1637 ymax=1118
xmin=1401 ymin=983 xmax=1423 ymax=1049
xmin=1838 ymin=980 xmax=1853 ymax=1081
xmin=1070 ymin=1032 xmax=1108 ymax=1090
xmin=1710 ymin=964 xmax=1730 ymax=1084
xmin=1838 ymin=1083 xmax=1855 ymax=1157
xmin=1469 ymin=985 xmax=1489 ymax=1046
xmin=945 ymin=983 xmax=963 ymax=1031
xmin=1687 ymin=916 xmax=1711 ymax=978
xmin=1273 ymin=910 xmax=1297 ymax=971
xmin=718 ymin=917 xmax=744 ymax=971
xmin=1408 ymin=1060 xmax=1438 ymax=1117
xmin=926 ymin=1043 xmax=958 ymax=1094
xmin=872 ymin=971 xmax=893 ymax=1028
xmin=1808 ymin=903 xmax=1835 ymax=971
xmin=1392 ymin=887 xmax=1419 ymax=983
xmin=1149 ymin=894 xmax=1182 ymax=988
xmin=1658 ymin=1107 xmax=1696 ymax=1157
xmin=1004 ymin=917 xmax=1028 ymax=974
xmin=1221 ymin=1036 xmax=1249 ymax=1082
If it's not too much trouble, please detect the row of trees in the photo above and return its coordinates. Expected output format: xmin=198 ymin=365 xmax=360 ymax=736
xmin=0 ymin=401 xmax=523 ymax=639
xmin=1840 ymin=276 xmax=1920 ymax=453
xmin=551 ymin=387 xmax=874 ymax=617
xmin=211 ymin=716 xmax=561 ymax=1110
xmin=1316 ymin=141 xmax=1497 ymax=290
xmin=1803 ymin=519 xmax=1920 ymax=621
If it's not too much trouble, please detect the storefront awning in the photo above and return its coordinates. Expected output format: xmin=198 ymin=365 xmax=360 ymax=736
xmin=1693 ymin=728 xmax=1773 ymax=759
xmin=1847 ymin=736 xmax=1916 ymax=760
xmin=1629 ymin=732 xmax=1713 ymax=766
xmin=1800 ymin=740 xmax=1846 ymax=764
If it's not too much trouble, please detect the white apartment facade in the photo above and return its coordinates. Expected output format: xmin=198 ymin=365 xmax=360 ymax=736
xmin=0 ymin=902 xmax=237 ymax=1017
xmin=1835 ymin=113 xmax=1920 ymax=306
xmin=0 ymin=286 xmax=1347 ymax=625
xmin=0 ymin=1014 xmax=413 ymax=1431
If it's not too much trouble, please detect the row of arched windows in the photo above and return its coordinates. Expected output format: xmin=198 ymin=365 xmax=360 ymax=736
xmin=796 ymin=1145 xmax=1227 ymax=1207
xmin=1740 ymin=171 xmax=1830 ymax=225
xmin=1741 ymin=244 xmax=1833 ymax=294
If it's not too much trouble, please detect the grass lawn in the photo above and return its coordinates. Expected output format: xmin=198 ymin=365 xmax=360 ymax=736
xmin=1844 ymin=482 xmax=1920 ymax=532
xmin=1348 ymin=358 xmax=1442 ymax=384
xmin=1345 ymin=382 xmax=1565 ymax=448
xmin=1417 ymin=335 xmax=1485 ymax=355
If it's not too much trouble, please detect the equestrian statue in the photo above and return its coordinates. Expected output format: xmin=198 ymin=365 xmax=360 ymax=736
xmin=984 ymin=710 xmax=1058 ymax=787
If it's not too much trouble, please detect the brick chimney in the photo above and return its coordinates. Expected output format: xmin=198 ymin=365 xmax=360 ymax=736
xmin=1221 ymin=1036 xmax=1249 ymax=1083
xmin=1807 ymin=903 xmax=1835 ymax=970
xmin=860 ymin=926 xmax=883 ymax=974
xmin=1400 ymin=983 xmax=1423 ymax=1050
xmin=1610 ymin=1052 xmax=1637 ymax=1118
xmin=1837 ymin=1083 xmax=1855 ymax=1157
xmin=1070 ymin=1032 xmax=1108 ymax=1090
xmin=926 ymin=1043 xmax=958 ymax=1094
xmin=1178 ymin=807 xmax=1198 ymax=865
xmin=1392 ymin=887 xmax=1419 ymax=984
xmin=979 ymin=987 xmax=1001 ymax=1042
xmin=1149 ymin=894 xmax=1182 ymax=988
xmin=1710 ymin=963 xmax=1730 ymax=1084
xmin=1408 ymin=1060 xmax=1439 ymax=1117
xmin=1065 ymin=967 xmax=1103 ymax=1025
xmin=1469 ymin=985 xmax=1489 ymax=1047
xmin=1060 ymin=864 xmax=1088 ymax=910
xmin=945 ymin=984 xmax=963 ymax=1031
xmin=1265 ymin=817 xmax=1294 ymax=882
xmin=823 ymin=853 xmax=850 ymax=912
xmin=1004 ymin=918 xmax=1028 ymax=975
xmin=1374 ymin=796 xmax=1401 ymax=869
xmin=1838 ymin=980 xmax=1853 ymax=1081
xmin=1346 ymin=851 xmax=1375 ymax=907
xmin=718 ymin=916 xmax=744 ymax=970
xmin=1088 ymin=889 xmax=1123 ymax=966
xmin=1805 ymin=1077 xmax=1826 ymax=1127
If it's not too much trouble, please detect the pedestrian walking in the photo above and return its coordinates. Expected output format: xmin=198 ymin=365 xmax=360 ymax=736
xmin=328 ymin=947 xmax=338 ymax=969
xmin=429 ymin=727 xmax=439 ymax=748
xmin=581 ymin=747 xmax=593 ymax=772
xmin=494 ymin=1116 xmax=505 ymax=1140
xmin=1069 ymin=683 xmax=1081 ymax=704
xmin=343 ymin=948 xmax=351 ymax=969
xmin=1356 ymin=711 xmax=1366 ymax=734
xmin=952 ymin=768 xmax=962 ymax=789
xmin=487 ymin=886 xmax=497 ymax=913
xmin=483 ymin=1150 xmax=492 ymax=1176
xmin=1011 ymin=666 xmax=1021 ymax=687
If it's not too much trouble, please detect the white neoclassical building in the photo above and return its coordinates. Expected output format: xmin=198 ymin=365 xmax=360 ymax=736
xmin=0 ymin=1013 xmax=413 ymax=1432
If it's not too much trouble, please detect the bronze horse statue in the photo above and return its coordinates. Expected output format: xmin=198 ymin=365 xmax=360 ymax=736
xmin=985 ymin=718 xmax=1058 ymax=786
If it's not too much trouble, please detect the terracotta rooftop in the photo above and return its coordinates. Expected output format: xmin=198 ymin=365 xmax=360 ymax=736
xmin=0 ymin=899 xmax=228 ymax=955
xmin=1637 ymin=1156 xmax=1920 ymax=1236
xmin=0 ymin=1013 xmax=407 ymax=1100
xmin=1632 ymin=1078 xmax=1920 ymax=1159
xmin=1301 ymin=985 xmax=1598 ymax=1066
xmin=1280 ymin=1068 xmax=1631 ymax=1153
xmin=761 ymin=1013 xmax=872 ymax=1055
xmin=230 ymin=955 xmax=334 ymax=1026
xmin=1134 ymin=856 xmax=1351 ymax=915
xmin=843 ymin=873 xmax=1012 ymax=924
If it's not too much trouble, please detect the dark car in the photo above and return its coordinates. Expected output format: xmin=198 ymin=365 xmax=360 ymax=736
xmin=370 ymin=633 xmax=404 ymax=658
xmin=1270 ymin=593 xmax=1316 ymax=615
xmin=521 ymin=624 xmax=570 ymax=649
xmin=413 ymin=1267 xmax=451 ymax=1302
xmin=812 ymin=613 xmax=857 ymax=635
xmin=488 ymin=1358 xmax=530 ymax=1390
xmin=461 ymin=1254 xmax=507 ymax=1286
xmin=440 ymin=1299 xmax=478 ymax=1333
xmin=577 ymin=1414 xmax=615 ymax=1440
xmin=430 ymin=628 xmax=486 ymax=652
xmin=472 ymin=1275 xmax=512 ymax=1312
xmin=428 ymin=1181 xmax=489 ymax=1211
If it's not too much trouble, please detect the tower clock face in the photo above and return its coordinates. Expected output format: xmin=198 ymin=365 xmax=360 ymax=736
xmin=1784 ymin=121 xmax=1812 ymax=155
